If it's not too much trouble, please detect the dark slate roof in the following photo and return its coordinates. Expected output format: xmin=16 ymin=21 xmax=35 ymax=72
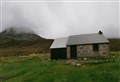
xmin=50 ymin=33 xmax=109 ymax=49
xmin=67 ymin=33 xmax=109 ymax=45
xmin=50 ymin=37 xmax=68 ymax=49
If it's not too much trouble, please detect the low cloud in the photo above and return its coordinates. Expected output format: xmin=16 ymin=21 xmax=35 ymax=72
xmin=1 ymin=1 xmax=119 ymax=38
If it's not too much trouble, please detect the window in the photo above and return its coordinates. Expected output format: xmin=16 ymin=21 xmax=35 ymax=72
xmin=93 ymin=44 xmax=99 ymax=51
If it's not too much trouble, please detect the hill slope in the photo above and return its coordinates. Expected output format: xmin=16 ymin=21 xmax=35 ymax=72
xmin=108 ymin=38 xmax=120 ymax=51
xmin=0 ymin=28 xmax=53 ymax=55
xmin=0 ymin=28 xmax=119 ymax=55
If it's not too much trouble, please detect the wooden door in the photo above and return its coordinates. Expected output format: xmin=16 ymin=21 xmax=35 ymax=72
xmin=70 ymin=45 xmax=77 ymax=59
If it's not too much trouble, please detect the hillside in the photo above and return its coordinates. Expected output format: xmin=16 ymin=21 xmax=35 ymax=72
xmin=0 ymin=28 xmax=120 ymax=55
xmin=0 ymin=28 xmax=53 ymax=55
xmin=108 ymin=38 xmax=120 ymax=51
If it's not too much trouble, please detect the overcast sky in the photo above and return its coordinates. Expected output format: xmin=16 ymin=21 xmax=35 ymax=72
xmin=0 ymin=0 xmax=120 ymax=39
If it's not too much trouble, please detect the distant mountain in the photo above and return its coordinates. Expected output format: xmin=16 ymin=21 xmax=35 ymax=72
xmin=0 ymin=27 xmax=44 ymax=40
xmin=0 ymin=27 xmax=53 ymax=55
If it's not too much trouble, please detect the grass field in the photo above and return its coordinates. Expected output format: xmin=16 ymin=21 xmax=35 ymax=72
xmin=0 ymin=52 xmax=120 ymax=82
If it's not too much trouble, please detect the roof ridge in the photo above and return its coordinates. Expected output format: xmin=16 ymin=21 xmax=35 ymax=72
xmin=69 ymin=33 xmax=98 ymax=37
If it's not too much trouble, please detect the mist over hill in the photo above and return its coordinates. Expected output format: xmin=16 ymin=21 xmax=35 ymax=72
xmin=0 ymin=27 xmax=44 ymax=40
xmin=2 ymin=2 xmax=119 ymax=38
xmin=0 ymin=27 xmax=53 ymax=55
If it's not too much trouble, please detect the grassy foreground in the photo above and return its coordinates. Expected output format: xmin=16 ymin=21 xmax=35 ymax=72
xmin=0 ymin=52 xmax=120 ymax=82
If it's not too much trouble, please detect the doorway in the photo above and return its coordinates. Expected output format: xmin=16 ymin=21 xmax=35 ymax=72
xmin=70 ymin=45 xmax=77 ymax=59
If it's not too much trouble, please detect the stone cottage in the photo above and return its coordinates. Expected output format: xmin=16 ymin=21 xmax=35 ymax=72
xmin=50 ymin=31 xmax=109 ymax=59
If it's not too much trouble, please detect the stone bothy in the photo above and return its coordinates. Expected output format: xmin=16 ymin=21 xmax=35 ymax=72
xmin=50 ymin=32 xmax=109 ymax=59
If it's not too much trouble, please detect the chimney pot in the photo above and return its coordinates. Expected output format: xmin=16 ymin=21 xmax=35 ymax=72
xmin=98 ymin=30 xmax=103 ymax=34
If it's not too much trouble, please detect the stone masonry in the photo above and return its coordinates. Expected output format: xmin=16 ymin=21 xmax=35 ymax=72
xmin=67 ymin=46 xmax=71 ymax=59
xmin=99 ymin=44 xmax=109 ymax=56
xmin=77 ymin=44 xmax=93 ymax=58
xmin=66 ymin=43 xmax=109 ymax=58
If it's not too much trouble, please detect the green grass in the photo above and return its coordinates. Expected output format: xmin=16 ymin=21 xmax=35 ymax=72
xmin=0 ymin=52 xmax=120 ymax=82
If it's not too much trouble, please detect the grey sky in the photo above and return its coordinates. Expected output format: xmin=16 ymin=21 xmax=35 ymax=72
xmin=1 ymin=1 xmax=120 ymax=39
xmin=0 ymin=10 xmax=1 ymax=31
xmin=0 ymin=1 xmax=1 ymax=31
xmin=2 ymin=0 xmax=119 ymax=1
